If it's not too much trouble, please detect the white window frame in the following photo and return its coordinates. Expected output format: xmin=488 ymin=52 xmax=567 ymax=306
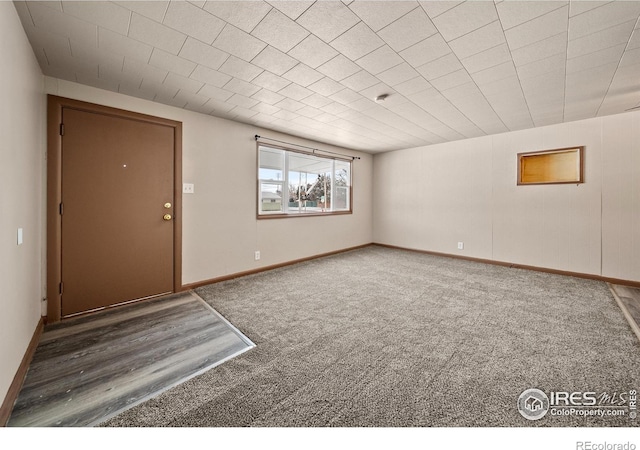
xmin=257 ymin=143 xmax=352 ymax=218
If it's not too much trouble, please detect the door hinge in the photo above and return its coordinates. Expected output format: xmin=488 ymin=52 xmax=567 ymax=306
xmin=59 ymin=282 xmax=64 ymax=295
xmin=60 ymin=123 xmax=65 ymax=136
xmin=59 ymin=203 xmax=64 ymax=215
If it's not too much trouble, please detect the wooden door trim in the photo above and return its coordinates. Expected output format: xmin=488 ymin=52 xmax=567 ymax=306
xmin=47 ymin=95 xmax=183 ymax=322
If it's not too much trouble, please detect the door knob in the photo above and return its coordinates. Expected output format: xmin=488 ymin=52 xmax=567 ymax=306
xmin=164 ymin=202 xmax=172 ymax=209
xmin=163 ymin=214 xmax=172 ymax=221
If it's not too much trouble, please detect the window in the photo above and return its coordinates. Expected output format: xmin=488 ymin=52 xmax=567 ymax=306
xmin=518 ymin=147 xmax=584 ymax=185
xmin=258 ymin=144 xmax=352 ymax=217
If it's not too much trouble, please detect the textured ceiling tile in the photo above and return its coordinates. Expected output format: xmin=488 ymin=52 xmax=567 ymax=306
xmin=297 ymin=105 xmax=324 ymax=118
xmin=224 ymin=77 xmax=262 ymax=97
xmin=510 ymin=32 xmax=567 ymax=67
xmin=377 ymin=63 xmax=420 ymax=87
xmin=429 ymin=69 xmax=473 ymax=91
xmin=329 ymin=88 xmax=363 ymax=105
xmin=123 ymin=58 xmax=168 ymax=85
xmin=619 ymin=47 xmax=640 ymax=68
xmin=207 ymin=101 xmax=235 ymax=117
xmin=330 ymin=22 xmax=385 ymax=61
xmin=202 ymin=1 xmax=272 ymax=33
xmin=440 ymin=81 xmax=482 ymax=101
xmin=218 ymin=56 xmax=263 ymax=82
xmin=569 ymin=1 xmax=640 ymax=40
xmin=461 ymin=43 xmax=511 ymax=74
xmin=566 ymin=43 xmax=626 ymax=75
xmin=98 ymin=27 xmax=152 ymax=63
xmin=287 ymin=35 xmax=339 ymax=69
xmin=516 ymin=52 xmax=568 ymax=80
xmin=317 ymin=54 xmax=362 ymax=81
xmin=431 ymin=0 xmax=499 ymax=42
xmin=419 ymin=1 xmax=463 ymax=19
xmin=114 ymin=1 xmax=168 ymax=22
xmin=76 ymin=72 xmax=119 ymax=93
xmin=496 ymin=0 xmax=568 ymax=30
xmin=471 ymin=60 xmax=517 ymax=86
xmin=283 ymin=64 xmax=324 ymax=87
xmin=340 ymin=70 xmax=380 ymax=92
xmin=448 ymin=21 xmax=506 ymax=60
xmin=251 ymin=46 xmax=298 ymax=76
xmin=504 ymin=6 xmax=568 ymax=51
xmin=348 ymin=1 xmax=418 ymax=32
xmin=568 ymin=1 xmax=611 ymax=18
xmin=252 ymin=71 xmax=292 ymax=92
xmin=252 ymin=102 xmax=281 ymax=116
xmin=266 ymin=1 xmax=313 ymax=20
xmin=251 ymin=8 xmax=310 ymax=52
xmin=308 ymin=77 xmax=345 ymax=97
xmin=179 ymin=37 xmax=230 ymax=71
xmin=118 ymin=80 xmax=158 ymax=101
xmin=296 ymin=1 xmax=360 ymax=43
xmin=227 ymin=93 xmax=260 ymax=109
xmin=301 ymin=93 xmax=334 ymax=109
xmin=274 ymin=97 xmax=306 ymax=112
xmin=213 ymin=25 xmax=267 ymax=62
xmin=163 ymin=72 xmax=204 ymax=94
xmin=163 ymin=1 xmax=225 ymax=44
xmin=278 ymin=83 xmax=314 ymax=101
xmin=62 ymin=1 xmax=131 ymax=35
xmin=70 ymin=39 xmax=123 ymax=68
xmin=190 ymin=65 xmax=232 ymax=88
xmin=230 ymin=106 xmax=260 ymax=120
xmin=252 ymin=88 xmax=285 ymax=105
xmin=399 ymin=33 xmax=450 ymax=67
xmin=21 ymin=24 xmax=70 ymax=58
xmin=128 ymin=13 xmax=186 ymax=55
xmin=377 ymin=7 xmax=437 ymax=51
xmin=416 ymin=52 xmax=462 ymax=80
xmin=356 ymin=45 xmax=403 ymax=75
xmin=321 ymin=101 xmax=350 ymax=115
xmin=198 ymin=84 xmax=233 ymax=102
xmin=394 ymin=76 xmax=433 ymax=96
xmin=149 ymin=48 xmax=196 ymax=77
xmin=273 ymin=109 xmax=301 ymax=120
xmin=567 ymin=20 xmax=635 ymax=59
xmin=28 ymin=2 xmax=98 ymax=46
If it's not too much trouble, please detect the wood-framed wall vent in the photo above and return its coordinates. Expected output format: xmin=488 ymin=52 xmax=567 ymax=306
xmin=517 ymin=146 xmax=584 ymax=185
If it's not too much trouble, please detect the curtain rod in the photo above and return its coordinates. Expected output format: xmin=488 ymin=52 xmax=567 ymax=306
xmin=254 ymin=135 xmax=361 ymax=160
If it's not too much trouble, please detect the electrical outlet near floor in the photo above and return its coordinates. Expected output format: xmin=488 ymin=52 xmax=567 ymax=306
xmin=255 ymin=251 xmax=260 ymax=261
xmin=457 ymin=242 xmax=464 ymax=250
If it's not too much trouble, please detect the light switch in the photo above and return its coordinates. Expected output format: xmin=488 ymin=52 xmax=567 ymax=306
xmin=183 ymin=183 xmax=195 ymax=194
xmin=17 ymin=228 xmax=23 ymax=245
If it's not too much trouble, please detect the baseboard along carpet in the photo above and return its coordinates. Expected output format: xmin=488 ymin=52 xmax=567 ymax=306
xmin=8 ymin=291 xmax=253 ymax=427
xmin=101 ymin=246 xmax=640 ymax=427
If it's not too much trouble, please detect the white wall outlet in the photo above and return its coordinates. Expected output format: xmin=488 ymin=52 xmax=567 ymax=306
xmin=254 ymin=251 xmax=260 ymax=261
xmin=17 ymin=228 xmax=23 ymax=245
xmin=183 ymin=183 xmax=195 ymax=194
xmin=457 ymin=242 xmax=464 ymax=250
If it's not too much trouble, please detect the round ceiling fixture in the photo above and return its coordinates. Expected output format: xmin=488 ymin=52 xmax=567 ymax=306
xmin=375 ymin=94 xmax=389 ymax=103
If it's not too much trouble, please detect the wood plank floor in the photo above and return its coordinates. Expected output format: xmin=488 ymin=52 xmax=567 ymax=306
xmin=610 ymin=284 xmax=640 ymax=342
xmin=7 ymin=291 xmax=253 ymax=427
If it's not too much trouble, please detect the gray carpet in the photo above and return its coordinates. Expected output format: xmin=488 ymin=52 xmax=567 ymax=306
xmin=102 ymin=245 xmax=640 ymax=427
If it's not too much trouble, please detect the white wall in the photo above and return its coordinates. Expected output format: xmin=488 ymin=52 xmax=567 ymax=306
xmin=0 ymin=3 xmax=45 ymax=403
xmin=373 ymin=111 xmax=640 ymax=283
xmin=44 ymin=78 xmax=373 ymax=286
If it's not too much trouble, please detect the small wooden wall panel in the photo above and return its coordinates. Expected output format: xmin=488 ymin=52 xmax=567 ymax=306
xmin=518 ymin=147 xmax=584 ymax=185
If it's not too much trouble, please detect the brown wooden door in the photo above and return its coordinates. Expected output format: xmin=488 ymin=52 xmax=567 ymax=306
xmin=61 ymin=108 xmax=175 ymax=317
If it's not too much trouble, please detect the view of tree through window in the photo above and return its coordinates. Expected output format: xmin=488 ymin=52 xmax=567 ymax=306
xmin=258 ymin=145 xmax=352 ymax=217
